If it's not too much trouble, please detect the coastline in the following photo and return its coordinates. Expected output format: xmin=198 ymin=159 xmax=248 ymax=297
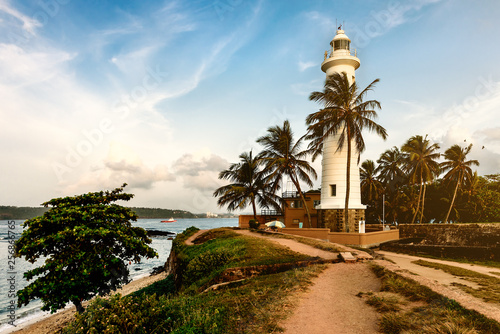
xmin=1 ymin=272 xmax=168 ymax=334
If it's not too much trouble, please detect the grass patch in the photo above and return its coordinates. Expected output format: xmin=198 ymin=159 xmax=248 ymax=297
xmin=63 ymin=227 xmax=326 ymax=333
xmin=364 ymin=264 xmax=500 ymax=334
xmin=412 ymin=259 xmax=500 ymax=304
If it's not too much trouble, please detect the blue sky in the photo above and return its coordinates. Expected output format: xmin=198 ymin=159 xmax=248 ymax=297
xmin=1 ymin=0 xmax=500 ymax=214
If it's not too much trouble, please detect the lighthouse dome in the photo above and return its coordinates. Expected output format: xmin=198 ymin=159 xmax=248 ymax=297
xmin=331 ymin=30 xmax=351 ymax=52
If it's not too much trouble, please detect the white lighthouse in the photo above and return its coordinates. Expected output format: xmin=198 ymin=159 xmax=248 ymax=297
xmin=316 ymin=28 xmax=366 ymax=232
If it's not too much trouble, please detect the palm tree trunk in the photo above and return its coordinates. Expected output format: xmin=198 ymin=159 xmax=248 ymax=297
xmin=290 ymin=174 xmax=312 ymax=228
xmin=345 ymin=133 xmax=352 ymax=233
xmin=251 ymin=197 xmax=257 ymax=220
xmin=420 ymin=183 xmax=427 ymax=223
xmin=411 ymin=174 xmax=423 ymax=224
xmin=444 ymin=179 xmax=460 ymax=223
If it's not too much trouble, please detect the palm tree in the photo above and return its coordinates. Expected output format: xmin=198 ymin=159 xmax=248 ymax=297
xmin=376 ymin=146 xmax=406 ymax=191
xmin=440 ymin=144 xmax=479 ymax=223
xmin=307 ymin=72 xmax=387 ymax=231
xmin=257 ymin=120 xmax=317 ymax=227
xmin=213 ymin=151 xmax=281 ymax=220
xmin=360 ymin=160 xmax=383 ymax=204
xmin=401 ymin=135 xmax=440 ymax=224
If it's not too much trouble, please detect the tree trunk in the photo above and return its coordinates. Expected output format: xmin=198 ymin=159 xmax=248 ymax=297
xmin=251 ymin=197 xmax=257 ymax=220
xmin=73 ymin=299 xmax=85 ymax=314
xmin=291 ymin=175 xmax=312 ymax=228
xmin=345 ymin=133 xmax=352 ymax=233
xmin=411 ymin=173 xmax=423 ymax=224
xmin=444 ymin=178 xmax=460 ymax=223
xmin=420 ymin=183 xmax=427 ymax=223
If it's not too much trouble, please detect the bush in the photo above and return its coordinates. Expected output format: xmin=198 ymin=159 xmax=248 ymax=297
xmin=248 ymin=219 xmax=260 ymax=230
xmin=183 ymin=250 xmax=231 ymax=285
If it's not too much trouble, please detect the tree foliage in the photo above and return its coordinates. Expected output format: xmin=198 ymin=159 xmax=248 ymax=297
xmin=257 ymin=120 xmax=317 ymax=227
xmin=307 ymin=72 xmax=387 ymax=231
xmin=15 ymin=184 xmax=158 ymax=313
xmin=213 ymin=151 xmax=282 ymax=219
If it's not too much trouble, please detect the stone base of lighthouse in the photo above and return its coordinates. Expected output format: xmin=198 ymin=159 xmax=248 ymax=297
xmin=318 ymin=209 xmax=365 ymax=233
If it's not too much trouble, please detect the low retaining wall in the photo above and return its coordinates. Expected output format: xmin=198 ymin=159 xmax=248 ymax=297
xmin=327 ymin=229 xmax=400 ymax=248
xmin=399 ymin=224 xmax=500 ymax=247
xmin=282 ymin=228 xmax=399 ymax=248
xmin=381 ymin=240 xmax=500 ymax=261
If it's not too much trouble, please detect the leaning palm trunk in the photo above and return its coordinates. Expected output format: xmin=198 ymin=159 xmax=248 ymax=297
xmin=411 ymin=174 xmax=423 ymax=224
xmin=292 ymin=176 xmax=313 ymax=228
xmin=420 ymin=183 xmax=427 ymax=223
xmin=444 ymin=176 xmax=461 ymax=223
xmin=251 ymin=198 xmax=257 ymax=220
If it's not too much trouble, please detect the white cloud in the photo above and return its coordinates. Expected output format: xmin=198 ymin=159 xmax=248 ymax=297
xmin=0 ymin=0 xmax=41 ymax=35
xmin=61 ymin=142 xmax=175 ymax=193
xmin=173 ymin=153 xmax=228 ymax=192
xmin=298 ymin=60 xmax=316 ymax=72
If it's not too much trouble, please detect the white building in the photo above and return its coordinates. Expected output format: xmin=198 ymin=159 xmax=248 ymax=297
xmin=316 ymin=29 xmax=366 ymax=233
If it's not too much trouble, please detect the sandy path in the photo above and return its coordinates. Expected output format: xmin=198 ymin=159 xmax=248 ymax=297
xmin=282 ymin=263 xmax=381 ymax=334
xmin=375 ymin=251 xmax=500 ymax=323
xmin=4 ymin=272 xmax=168 ymax=334
xmin=232 ymin=229 xmax=381 ymax=333
xmin=377 ymin=250 xmax=500 ymax=278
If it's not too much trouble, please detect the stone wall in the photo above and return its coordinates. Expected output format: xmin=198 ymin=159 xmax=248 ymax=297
xmin=399 ymin=224 xmax=500 ymax=247
xmin=319 ymin=209 xmax=365 ymax=232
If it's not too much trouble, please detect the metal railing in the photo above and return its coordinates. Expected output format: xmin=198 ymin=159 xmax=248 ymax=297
xmin=261 ymin=210 xmax=283 ymax=216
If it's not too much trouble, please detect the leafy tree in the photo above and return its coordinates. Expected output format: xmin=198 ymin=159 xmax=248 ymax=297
xmin=376 ymin=146 xmax=406 ymax=191
xmin=307 ymin=72 xmax=387 ymax=231
xmin=257 ymin=120 xmax=317 ymax=227
xmin=440 ymin=144 xmax=479 ymax=223
xmin=15 ymin=184 xmax=158 ymax=314
xmin=213 ymin=151 xmax=282 ymax=219
xmin=360 ymin=159 xmax=383 ymax=204
xmin=401 ymin=135 xmax=440 ymax=223
xmin=360 ymin=160 xmax=384 ymax=223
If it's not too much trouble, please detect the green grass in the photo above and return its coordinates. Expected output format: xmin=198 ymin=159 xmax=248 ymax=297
xmin=412 ymin=259 xmax=500 ymax=304
xmin=63 ymin=227 xmax=326 ymax=334
xmin=364 ymin=264 xmax=500 ymax=334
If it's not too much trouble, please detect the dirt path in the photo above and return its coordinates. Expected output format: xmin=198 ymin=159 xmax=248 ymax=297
xmin=231 ymin=230 xmax=381 ymax=333
xmin=377 ymin=250 xmax=500 ymax=278
xmin=375 ymin=251 xmax=500 ymax=323
xmin=281 ymin=263 xmax=381 ymax=334
xmin=185 ymin=229 xmax=209 ymax=245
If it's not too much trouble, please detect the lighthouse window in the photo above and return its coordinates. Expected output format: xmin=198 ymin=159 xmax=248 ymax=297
xmin=330 ymin=184 xmax=337 ymax=197
xmin=334 ymin=40 xmax=350 ymax=51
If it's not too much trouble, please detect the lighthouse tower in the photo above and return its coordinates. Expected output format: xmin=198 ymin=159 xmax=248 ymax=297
xmin=316 ymin=28 xmax=365 ymax=233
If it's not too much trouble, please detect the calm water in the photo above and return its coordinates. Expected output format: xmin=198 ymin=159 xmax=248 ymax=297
xmin=0 ymin=218 xmax=237 ymax=331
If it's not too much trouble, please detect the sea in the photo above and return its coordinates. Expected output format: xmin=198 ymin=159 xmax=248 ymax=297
xmin=0 ymin=218 xmax=238 ymax=332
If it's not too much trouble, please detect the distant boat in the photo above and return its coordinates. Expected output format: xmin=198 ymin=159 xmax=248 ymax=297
xmin=161 ymin=218 xmax=177 ymax=223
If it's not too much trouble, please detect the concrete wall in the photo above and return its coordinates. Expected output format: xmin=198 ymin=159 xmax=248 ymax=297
xmin=399 ymin=224 xmax=500 ymax=247
xmin=327 ymin=229 xmax=400 ymax=248
xmin=280 ymin=228 xmax=330 ymax=240
xmin=282 ymin=228 xmax=399 ymax=248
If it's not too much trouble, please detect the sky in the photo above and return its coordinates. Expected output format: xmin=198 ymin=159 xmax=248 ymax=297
xmin=1 ymin=0 xmax=500 ymax=214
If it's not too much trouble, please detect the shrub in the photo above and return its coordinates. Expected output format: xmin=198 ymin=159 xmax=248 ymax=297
xmin=183 ymin=250 xmax=231 ymax=285
xmin=248 ymin=219 xmax=260 ymax=230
